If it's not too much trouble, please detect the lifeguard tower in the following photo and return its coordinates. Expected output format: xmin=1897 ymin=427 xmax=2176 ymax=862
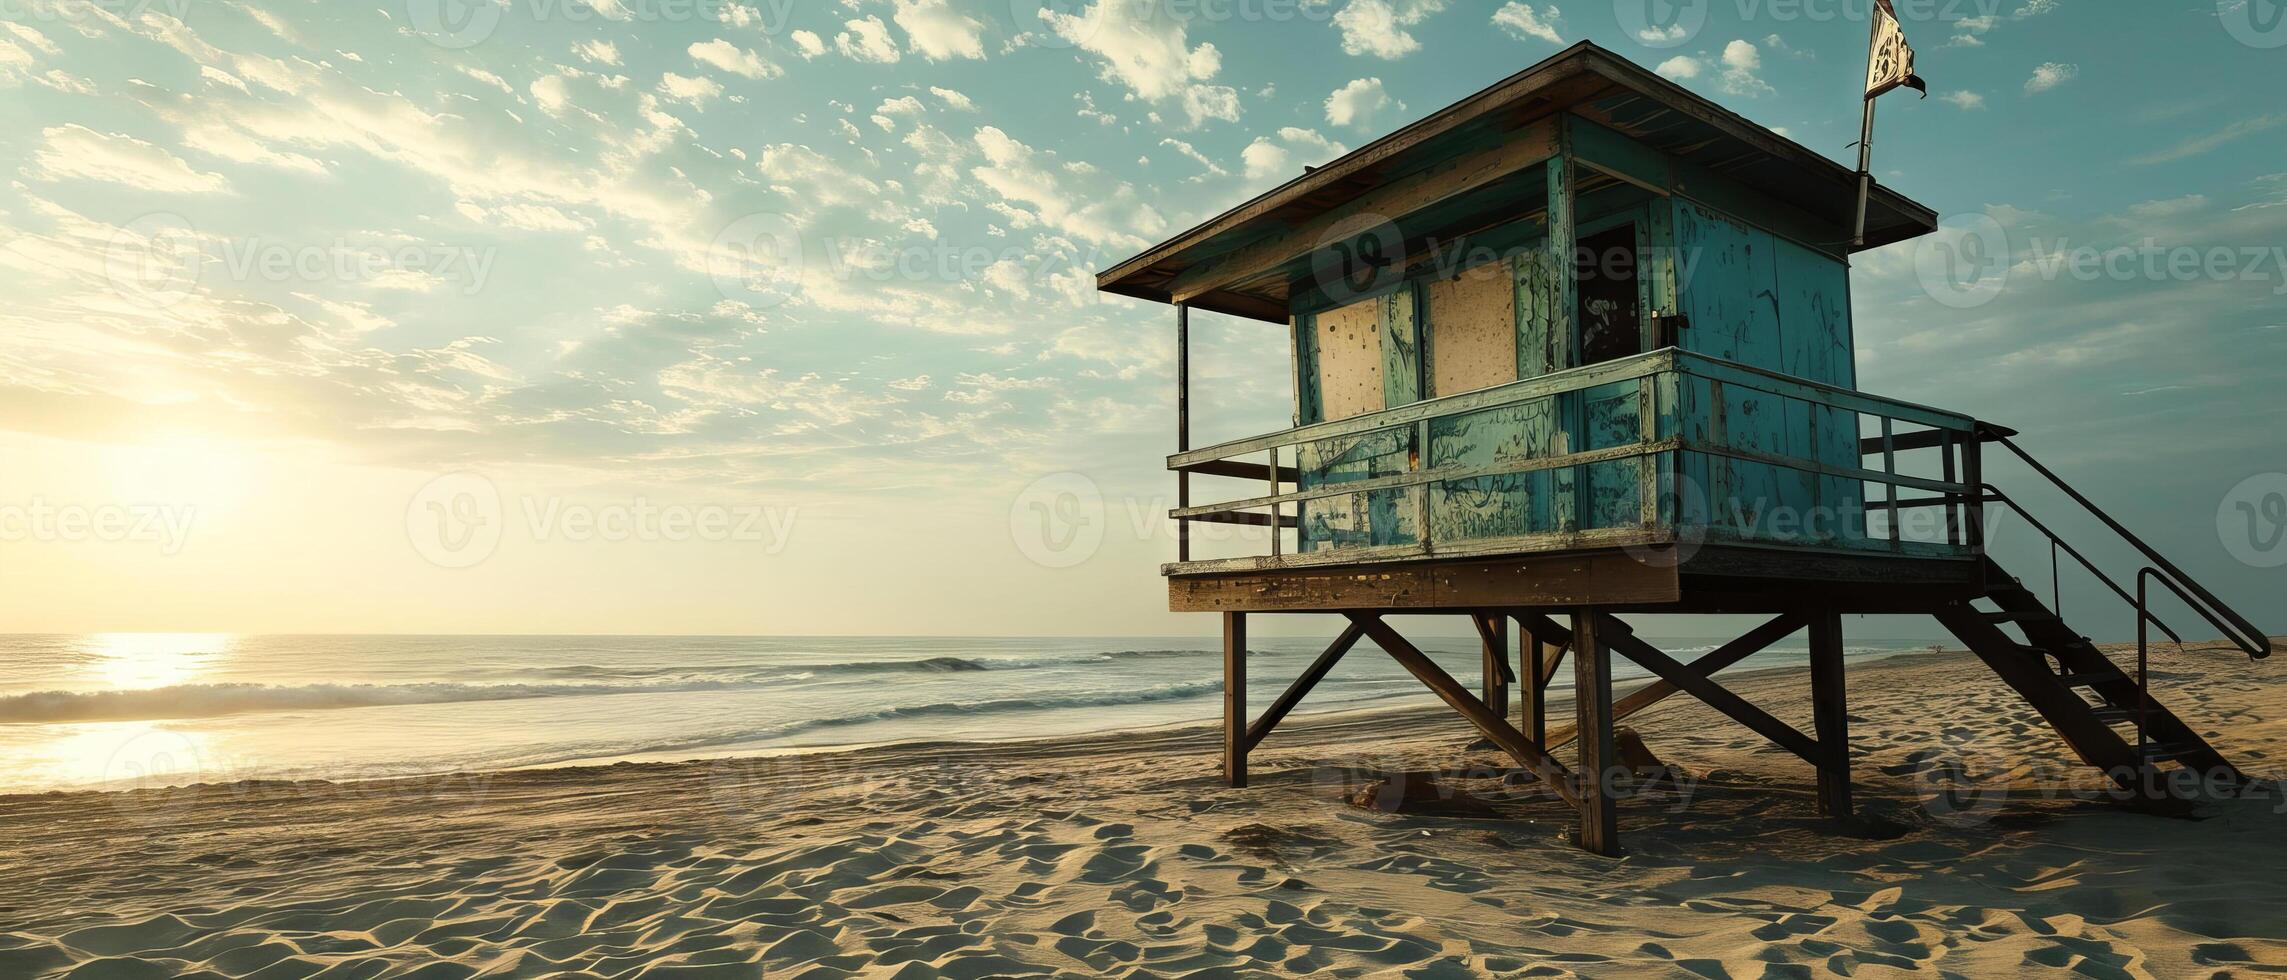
xmin=1097 ymin=43 xmax=2268 ymax=854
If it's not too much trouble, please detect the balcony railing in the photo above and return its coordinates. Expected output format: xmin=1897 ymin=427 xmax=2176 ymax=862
xmin=1166 ymin=348 xmax=1984 ymax=574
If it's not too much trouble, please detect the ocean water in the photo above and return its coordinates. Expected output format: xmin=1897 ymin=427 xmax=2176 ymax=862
xmin=0 ymin=632 xmax=1932 ymax=794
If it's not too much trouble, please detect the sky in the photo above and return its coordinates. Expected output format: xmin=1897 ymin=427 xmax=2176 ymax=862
xmin=0 ymin=0 xmax=2281 ymax=638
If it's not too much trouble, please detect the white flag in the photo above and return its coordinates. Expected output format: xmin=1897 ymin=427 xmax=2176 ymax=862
xmin=1866 ymin=0 xmax=1928 ymax=100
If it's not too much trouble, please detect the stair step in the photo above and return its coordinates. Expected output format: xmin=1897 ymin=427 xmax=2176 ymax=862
xmin=2136 ymin=742 xmax=2201 ymax=764
xmin=1980 ymin=609 xmax=2059 ymax=624
xmin=2051 ymin=671 xmax=2121 ymax=688
xmin=2089 ymin=706 xmax=2144 ymax=725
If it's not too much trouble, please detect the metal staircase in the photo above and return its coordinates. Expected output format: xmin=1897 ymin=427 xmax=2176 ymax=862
xmin=1934 ymin=425 xmax=2270 ymax=795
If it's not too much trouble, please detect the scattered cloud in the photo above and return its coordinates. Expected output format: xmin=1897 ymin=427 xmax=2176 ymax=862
xmin=1159 ymin=138 xmax=1227 ymax=177
xmin=575 ymin=39 xmax=621 ymax=66
xmin=1491 ymin=3 xmax=1562 ymax=45
xmin=1241 ymin=127 xmax=1347 ymax=183
xmin=1656 ymin=55 xmax=1702 ymax=81
xmin=2127 ymin=114 xmax=2287 ymax=166
xmin=30 ymin=124 xmax=233 ymax=194
xmin=970 ymin=125 xmax=1166 ymax=247
xmin=1762 ymin=34 xmax=1810 ymax=60
xmin=929 ymin=86 xmax=976 ymax=111
xmin=835 ymin=16 xmax=902 ymax=64
xmin=1325 ymin=77 xmax=1401 ymax=129
xmin=658 ymin=72 xmax=725 ymax=105
xmin=1719 ymin=40 xmax=1772 ymax=97
xmin=1041 ymin=1 xmax=1239 ymax=127
xmin=1941 ymin=90 xmax=1986 ymax=110
xmin=689 ymin=39 xmax=781 ymax=80
xmin=2123 ymin=195 xmax=2207 ymax=220
xmin=2024 ymin=62 xmax=2077 ymax=94
xmin=1952 ymin=0 xmax=2060 ymax=46
xmin=892 ymin=0 xmax=986 ymax=61
xmin=1332 ymin=0 xmax=1448 ymax=59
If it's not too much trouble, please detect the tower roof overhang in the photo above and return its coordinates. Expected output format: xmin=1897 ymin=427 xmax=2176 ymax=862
xmin=1097 ymin=41 xmax=1939 ymax=324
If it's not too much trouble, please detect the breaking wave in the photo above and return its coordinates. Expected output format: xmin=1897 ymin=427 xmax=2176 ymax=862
xmin=0 ymin=651 xmax=1226 ymax=724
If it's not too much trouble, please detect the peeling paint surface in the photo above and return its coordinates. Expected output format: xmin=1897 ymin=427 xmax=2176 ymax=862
xmin=1312 ymin=298 xmax=1386 ymax=422
xmin=1284 ymin=193 xmax=1884 ymax=558
xmin=1673 ymin=201 xmax=1866 ymax=545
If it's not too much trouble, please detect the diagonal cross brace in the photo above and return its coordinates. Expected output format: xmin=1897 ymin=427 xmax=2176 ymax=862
xmin=1536 ymin=612 xmax=1803 ymax=749
xmin=1522 ymin=612 xmax=1821 ymax=765
xmin=1243 ymin=619 xmax=1368 ymax=753
xmin=1349 ymin=613 xmax=1582 ymax=809
xmin=1471 ymin=614 xmax=1518 ymax=684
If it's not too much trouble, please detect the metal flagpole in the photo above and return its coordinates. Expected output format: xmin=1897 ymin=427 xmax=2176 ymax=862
xmin=1852 ymin=8 xmax=1882 ymax=249
xmin=1852 ymin=99 xmax=1877 ymax=248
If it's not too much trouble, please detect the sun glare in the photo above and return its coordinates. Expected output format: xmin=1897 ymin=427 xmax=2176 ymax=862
xmin=96 ymin=437 xmax=259 ymax=519
xmin=88 ymin=632 xmax=232 ymax=689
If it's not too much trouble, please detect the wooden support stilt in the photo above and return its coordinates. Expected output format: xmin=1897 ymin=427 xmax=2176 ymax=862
xmin=1474 ymin=614 xmax=1510 ymax=722
xmin=1809 ymin=611 xmax=1853 ymax=818
xmin=1244 ymin=619 xmax=1366 ymax=752
xmin=1520 ymin=630 xmax=1546 ymax=745
xmin=1223 ymin=611 xmax=1246 ymax=788
xmin=1351 ymin=614 xmax=1580 ymax=807
xmin=1514 ymin=615 xmax=1569 ymax=748
xmin=1571 ymin=610 xmax=1619 ymax=855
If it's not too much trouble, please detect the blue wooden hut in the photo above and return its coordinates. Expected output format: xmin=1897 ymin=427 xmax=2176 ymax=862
xmin=1098 ymin=43 xmax=2267 ymax=854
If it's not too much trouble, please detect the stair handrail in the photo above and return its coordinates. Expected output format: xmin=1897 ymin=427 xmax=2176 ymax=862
xmin=1979 ymin=484 xmax=2184 ymax=647
xmin=1983 ymin=425 xmax=2271 ymax=661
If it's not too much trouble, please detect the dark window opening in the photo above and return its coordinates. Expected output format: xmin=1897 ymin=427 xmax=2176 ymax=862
xmin=1576 ymin=224 xmax=1642 ymax=366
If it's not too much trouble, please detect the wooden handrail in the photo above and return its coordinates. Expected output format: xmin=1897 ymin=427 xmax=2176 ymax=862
xmin=1167 ymin=349 xmax=1678 ymax=468
xmin=1168 ymin=349 xmax=1992 ymax=565
xmin=1169 ymin=348 xmax=1974 ymax=472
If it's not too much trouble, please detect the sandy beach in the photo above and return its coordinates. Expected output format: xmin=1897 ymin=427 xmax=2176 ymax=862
xmin=4 ymin=642 xmax=2285 ymax=979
